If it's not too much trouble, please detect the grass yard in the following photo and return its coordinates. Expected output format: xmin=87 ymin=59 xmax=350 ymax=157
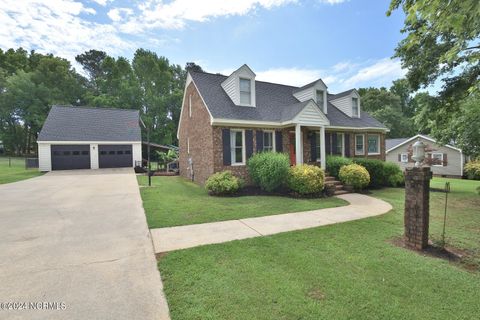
xmin=0 ymin=157 xmax=43 ymax=184
xmin=158 ymin=177 xmax=480 ymax=320
xmin=138 ymin=176 xmax=348 ymax=228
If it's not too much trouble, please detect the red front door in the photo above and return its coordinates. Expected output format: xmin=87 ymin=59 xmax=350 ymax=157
xmin=289 ymin=132 xmax=296 ymax=165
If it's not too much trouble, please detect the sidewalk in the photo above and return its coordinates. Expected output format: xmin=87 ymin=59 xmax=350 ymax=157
xmin=150 ymin=193 xmax=392 ymax=253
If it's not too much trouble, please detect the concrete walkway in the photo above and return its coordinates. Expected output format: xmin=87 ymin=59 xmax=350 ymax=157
xmin=0 ymin=169 xmax=170 ymax=320
xmin=151 ymin=193 xmax=392 ymax=253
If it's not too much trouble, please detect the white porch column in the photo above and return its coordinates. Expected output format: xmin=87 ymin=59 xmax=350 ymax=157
xmin=295 ymin=123 xmax=303 ymax=165
xmin=320 ymin=126 xmax=326 ymax=169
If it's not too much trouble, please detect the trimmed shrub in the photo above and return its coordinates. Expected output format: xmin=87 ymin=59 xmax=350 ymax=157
xmin=352 ymin=158 xmax=385 ymax=188
xmin=382 ymin=162 xmax=405 ymax=187
xmin=288 ymin=164 xmax=325 ymax=195
xmin=247 ymin=152 xmax=290 ymax=192
xmin=326 ymin=156 xmax=353 ymax=179
xmin=465 ymin=161 xmax=480 ymax=180
xmin=205 ymin=171 xmax=242 ymax=195
xmin=339 ymin=164 xmax=370 ymax=191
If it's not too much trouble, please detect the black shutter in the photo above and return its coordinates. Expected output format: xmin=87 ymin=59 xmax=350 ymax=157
xmin=344 ymin=134 xmax=350 ymax=157
xmin=275 ymin=131 xmax=283 ymax=152
xmin=256 ymin=130 xmax=264 ymax=152
xmin=325 ymin=132 xmax=331 ymax=155
xmin=332 ymin=133 xmax=338 ymax=155
xmin=310 ymin=131 xmax=317 ymax=162
xmin=246 ymin=130 xmax=253 ymax=159
xmin=222 ymin=128 xmax=231 ymax=165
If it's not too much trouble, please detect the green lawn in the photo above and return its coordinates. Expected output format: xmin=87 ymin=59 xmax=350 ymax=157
xmin=0 ymin=157 xmax=43 ymax=184
xmin=158 ymin=177 xmax=480 ymax=320
xmin=138 ymin=176 xmax=348 ymax=228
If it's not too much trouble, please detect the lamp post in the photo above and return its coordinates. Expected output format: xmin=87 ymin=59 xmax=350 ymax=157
xmin=412 ymin=139 xmax=426 ymax=167
xmin=140 ymin=117 xmax=151 ymax=187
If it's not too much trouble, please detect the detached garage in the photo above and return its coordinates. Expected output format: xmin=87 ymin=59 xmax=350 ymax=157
xmin=37 ymin=106 xmax=142 ymax=171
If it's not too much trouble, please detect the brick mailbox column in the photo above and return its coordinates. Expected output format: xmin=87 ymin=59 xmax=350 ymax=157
xmin=404 ymin=167 xmax=431 ymax=250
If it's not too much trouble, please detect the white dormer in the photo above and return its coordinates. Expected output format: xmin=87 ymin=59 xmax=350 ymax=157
xmin=330 ymin=89 xmax=361 ymax=118
xmin=221 ymin=64 xmax=256 ymax=107
xmin=293 ymin=79 xmax=328 ymax=114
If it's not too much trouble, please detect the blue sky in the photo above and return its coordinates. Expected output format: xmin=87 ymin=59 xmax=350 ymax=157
xmin=0 ymin=0 xmax=408 ymax=92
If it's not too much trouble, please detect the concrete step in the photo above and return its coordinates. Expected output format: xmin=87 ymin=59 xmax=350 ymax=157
xmin=325 ymin=176 xmax=336 ymax=181
xmin=335 ymin=184 xmax=344 ymax=190
xmin=333 ymin=190 xmax=350 ymax=196
xmin=325 ymin=180 xmax=342 ymax=186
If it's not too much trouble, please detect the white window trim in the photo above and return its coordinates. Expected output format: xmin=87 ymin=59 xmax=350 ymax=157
xmin=187 ymin=137 xmax=190 ymax=154
xmin=355 ymin=134 xmax=364 ymax=155
xmin=431 ymin=152 xmax=444 ymax=167
xmin=336 ymin=133 xmax=345 ymax=157
xmin=400 ymin=153 xmax=408 ymax=163
xmin=367 ymin=134 xmax=381 ymax=155
xmin=230 ymin=129 xmax=246 ymax=166
xmin=239 ymin=78 xmax=252 ymax=106
xmin=315 ymin=131 xmax=321 ymax=162
xmin=352 ymin=97 xmax=359 ymax=118
xmin=188 ymin=94 xmax=192 ymax=117
xmin=263 ymin=130 xmax=276 ymax=152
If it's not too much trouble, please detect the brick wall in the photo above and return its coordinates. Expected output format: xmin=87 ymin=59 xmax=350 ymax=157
xmin=325 ymin=130 xmax=386 ymax=161
xmin=178 ymin=82 xmax=215 ymax=185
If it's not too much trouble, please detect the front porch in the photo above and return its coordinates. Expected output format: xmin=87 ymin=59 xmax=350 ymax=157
xmin=282 ymin=125 xmax=386 ymax=169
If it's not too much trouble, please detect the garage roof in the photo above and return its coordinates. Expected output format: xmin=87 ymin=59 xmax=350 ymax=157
xmin=38 ymin=106 xmax=141 ymax=142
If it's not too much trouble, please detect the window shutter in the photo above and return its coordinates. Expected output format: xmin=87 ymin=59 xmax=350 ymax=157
xmin=275 ymin=131 xmax=283 ymax=152
xmin=310 ymin=132 xmax=317 ymax=162
xmin=344 ymin=134 xmax=351 ymax=157
xmin=325 ymin=132 xmax=331 ymax=155
xmin=332 ymin=133 xmax=338 ymax=155
xmin=443 ymin=153 xmax=448 ymax=166
xmin=222 ymin=129 xmax=231 ymax=165
xmin=398 ymin=154 xmax=401 ymax=162
xmin=256 ymin=130 xmax=264 ymax=152
xmin=246 ymin=130 xmax=253 ymax=159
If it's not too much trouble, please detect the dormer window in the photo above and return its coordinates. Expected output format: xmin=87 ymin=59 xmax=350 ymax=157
xmin=352 ymin=97 xmax=359 ymax=117
xmin=240 ymin=78 xmax=251 ymax=105
xmin=316 ymin=90 xmax=324 ymax=107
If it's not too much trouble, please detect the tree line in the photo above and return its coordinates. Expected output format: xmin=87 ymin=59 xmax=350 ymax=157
xmin=0 ymin=48 xmax=204 ymax=155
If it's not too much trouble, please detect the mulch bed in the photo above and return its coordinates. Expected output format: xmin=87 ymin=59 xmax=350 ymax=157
xmin=213 ymin=186 xmax=327 ymax=199
xmin=390 ymin=236 xmax=478 ymax=272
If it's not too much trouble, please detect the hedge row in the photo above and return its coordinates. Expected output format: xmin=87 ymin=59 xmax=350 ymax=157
xmin=326 ymin=155 xmax=404 ymax=188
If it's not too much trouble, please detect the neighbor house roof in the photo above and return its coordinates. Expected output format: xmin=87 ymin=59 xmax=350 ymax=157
xmin=38 ymin=106 xmax=141 ymax=142
xmin=386 ymin=134 xmax=462 ymax=153
xmin=190 ymin=71 xmax=387 ymax=129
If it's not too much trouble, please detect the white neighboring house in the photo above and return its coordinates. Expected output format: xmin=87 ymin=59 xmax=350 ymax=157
xmin=386 ymin=134 xmax=465 ymax=178
xmin=37 ymin=106 xmax=142 ymax=172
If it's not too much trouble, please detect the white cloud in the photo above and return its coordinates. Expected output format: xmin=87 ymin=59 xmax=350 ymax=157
xmin=0 ymin=0 xmax=133 ymax=65
xmin=232 ymin=58 xmax=406 ymax=92
xmin=342 ymin=58 xmax=406 ymax=88
xmin=118 ymin=0 xmax=298 ymax=32
xmin=256 ymin=67 xmax=324 ymax=86
xmin=90 ymin=0 xmax=112 ymax=6
xmin=107 ymin=8 xmax=133 ymax=22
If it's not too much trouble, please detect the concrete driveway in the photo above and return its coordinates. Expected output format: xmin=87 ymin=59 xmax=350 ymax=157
xmin=0 ymin=169 xmax=170 ymax=320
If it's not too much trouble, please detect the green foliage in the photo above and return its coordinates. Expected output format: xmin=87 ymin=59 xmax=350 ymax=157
xmin=205 ymin=171 xmax=242 ymax=196
xmin=382 ymin=162 xmax=405 ymax=187
xmin=339 ymin=164 xmax=370 ymax=191
xmin=287 ymin=165 xmax=325 ymax=195
xmin=465 ymin=161 xmax=480 ymax=180
xmin=352 ymin=158 xmax=385 ymax=188
xmin=156 ymin=149 xmax=178 ymax=167
xmin=326 ymin=156 xmax=352 ymax=179
xmin=247 ymin=152 xmax=290 ymax=192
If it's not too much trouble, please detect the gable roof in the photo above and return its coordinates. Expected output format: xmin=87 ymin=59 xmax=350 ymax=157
xmin=38 ymin=105 xmax=141 ymax=142
xmin=329 ymin=89 xmax=356 ymax=100
xmin=386 ymin=134 xmax=462 ymax=153
xmin=189 ymin=71 xmax=387 ymax=129
xmin=292 ymin=79 xmax=327 ymax=93
xmin=386 ymin=138 xmax=409 ymax=150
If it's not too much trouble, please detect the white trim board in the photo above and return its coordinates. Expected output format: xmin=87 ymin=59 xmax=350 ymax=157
xmin=386 ymin=134 xmax=462 ymax=154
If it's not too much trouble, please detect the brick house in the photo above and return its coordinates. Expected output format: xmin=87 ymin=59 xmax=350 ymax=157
xmin=178 ymin=64 xmax=388 ymax=184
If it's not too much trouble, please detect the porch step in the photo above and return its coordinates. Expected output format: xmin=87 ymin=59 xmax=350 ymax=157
xmin=325 ymin=175 xmax=351 ymax=195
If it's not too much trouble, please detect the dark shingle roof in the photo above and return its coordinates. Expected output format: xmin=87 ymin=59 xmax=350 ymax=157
xmin=38 ymin=106 xmax=141 ymax=142
xmin=329 ymin=89 xmax=356 ymax=100
xmin=386 ymin=138 xmax=409 ymax=150
xmin=190 ymin=71 xmax=387 ymax=129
